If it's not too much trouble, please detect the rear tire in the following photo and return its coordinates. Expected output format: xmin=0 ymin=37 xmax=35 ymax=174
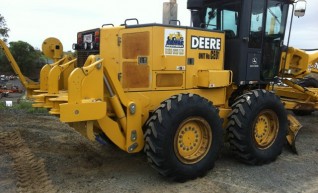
xmin=227 ymin=89 xmax=287 ymax=165
xmin=144 ymin=93 xmax=223 ymax=182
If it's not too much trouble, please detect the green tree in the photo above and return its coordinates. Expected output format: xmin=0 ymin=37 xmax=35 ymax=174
xmin=4 ymin=41 xmax=45 ymax=79
xmin=0 ymin=14 xmax=10 ymax=42
xmin=0 ymin=41 xmax=46 ymax=79
xmin=8 ymin=41 xmax=41 ymax=78
xmin=0 ymin=50 xmax=12 ymax=74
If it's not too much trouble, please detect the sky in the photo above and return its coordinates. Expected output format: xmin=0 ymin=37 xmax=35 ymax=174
xmin=1 ymin=0 xmax=318 ymax=51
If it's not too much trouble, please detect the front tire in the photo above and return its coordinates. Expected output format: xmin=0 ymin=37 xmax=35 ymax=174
xmin=144 ymin=93 xmax=223 ymax=182
xmin=227 ymin=89 xmax=287 ymax=165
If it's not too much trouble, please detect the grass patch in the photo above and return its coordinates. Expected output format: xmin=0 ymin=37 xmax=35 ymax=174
xmin=0 ymin=100 xmax=48 ymax=114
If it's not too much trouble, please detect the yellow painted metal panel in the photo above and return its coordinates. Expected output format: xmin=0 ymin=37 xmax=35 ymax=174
xmin=186 ymin=29 xmax=225 ymax=88
xmin=126 ymin=100 xmax=144 ymax=153
xmin=125 ymin=88 xmax=228 ymax=125
xmin=197 ymin=70 xmax=232 ymax=88
xmin=118 ymin=27 xmax=153 ymax=91
xmin=152 ymin=26 xmax=187 ymax=71
xmin=99 ymin=27 xmax=123 ymax=74
xmin=152 ymin=71 xmax=185 ymax=90
xmin=60 ymin=102 xmax=106 ymax=122
xmin=98 ymin=116 xmax=126 ymax=151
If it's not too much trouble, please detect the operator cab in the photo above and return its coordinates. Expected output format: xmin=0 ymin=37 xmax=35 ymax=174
xmin=188 ymin=0 xmax=305 ymax=85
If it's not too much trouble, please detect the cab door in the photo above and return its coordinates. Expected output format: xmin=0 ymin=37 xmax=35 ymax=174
xmin=261 ymin=1 xmax=289 ymax=81
xmin=244 ymin=0 xmax=289 ymax=82
xmin=244 ymin=0 xmax=266 ymax=82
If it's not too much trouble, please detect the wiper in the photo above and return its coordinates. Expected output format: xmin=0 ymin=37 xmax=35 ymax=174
xmin=268 ymin=8 xmax=281 ymax=24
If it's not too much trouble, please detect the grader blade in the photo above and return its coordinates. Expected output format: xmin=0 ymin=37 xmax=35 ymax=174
xmin=286 ymin=114 xmax=302 ymax=154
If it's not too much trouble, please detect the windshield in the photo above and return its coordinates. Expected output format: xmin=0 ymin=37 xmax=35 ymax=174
xmin=205 ymin=1 xmax=241 ymax=38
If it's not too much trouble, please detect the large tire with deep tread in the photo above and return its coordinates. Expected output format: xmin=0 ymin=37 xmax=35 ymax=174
xmin=227 ymin=89 xmax=287 ymax=165
xmin=143 ymin=93 xmax=223 ymax=182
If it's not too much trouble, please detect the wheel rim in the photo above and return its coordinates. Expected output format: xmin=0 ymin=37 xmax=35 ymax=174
xmin=253 ymin=110 xmax=279 ymax=149
xmin=174 ymin=117 xmax=212 ymax=164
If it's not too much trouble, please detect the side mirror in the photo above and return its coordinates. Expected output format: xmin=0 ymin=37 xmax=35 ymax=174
xmin=294 ymin=0 xmax=307 ymax=17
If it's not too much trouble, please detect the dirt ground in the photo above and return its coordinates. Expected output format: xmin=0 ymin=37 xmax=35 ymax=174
xmin=0 ymin=92 xmax=318 ymax=193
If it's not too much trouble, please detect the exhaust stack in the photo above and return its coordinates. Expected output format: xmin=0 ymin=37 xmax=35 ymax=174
xmin=163 ymin=0 xmax=178 ymax=25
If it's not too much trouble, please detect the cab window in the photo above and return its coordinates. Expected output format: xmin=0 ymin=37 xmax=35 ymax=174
xmin=205 ymin=2 xmax=241 ymax=38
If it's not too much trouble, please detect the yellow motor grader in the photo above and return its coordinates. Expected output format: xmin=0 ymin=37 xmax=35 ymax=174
xmin=2 ymin=0 xmax=318 ymax=182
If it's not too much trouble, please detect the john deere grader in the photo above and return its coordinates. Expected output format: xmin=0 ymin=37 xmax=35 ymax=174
xmin=7 ymin=0 xmax=318 ymax=181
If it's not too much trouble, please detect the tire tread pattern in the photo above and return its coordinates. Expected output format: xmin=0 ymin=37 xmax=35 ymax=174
xmin=227 ymin=89 xmax=287 ymax=165
xmin=144 ymin=93 xmax=222 ymax=182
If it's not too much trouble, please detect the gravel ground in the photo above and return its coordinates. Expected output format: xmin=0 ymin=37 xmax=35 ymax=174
xmin=0 ymin=107 xmax=317 ymax=193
